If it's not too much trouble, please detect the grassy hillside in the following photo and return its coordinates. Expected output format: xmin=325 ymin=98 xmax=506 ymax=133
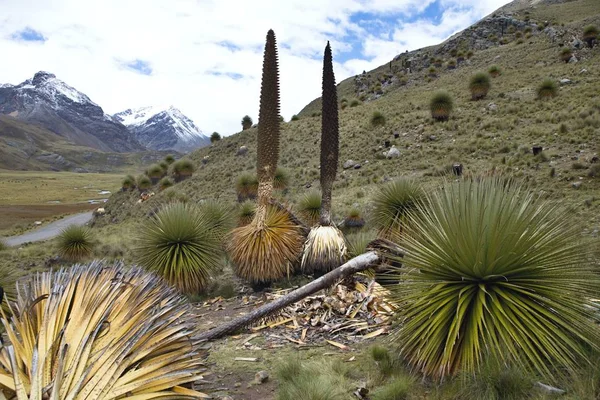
xmin=0 ymin=115 xmax=172 ymax=172
xmin=102 ymin=0 xmax=599 ymax=238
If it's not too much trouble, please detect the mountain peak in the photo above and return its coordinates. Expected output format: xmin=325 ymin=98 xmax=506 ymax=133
xmin=32 ymin=71 xmax=57 ymax=86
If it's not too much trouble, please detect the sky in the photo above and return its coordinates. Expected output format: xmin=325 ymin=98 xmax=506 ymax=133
xmin=0 ymin=0 xmax=511 ymax=136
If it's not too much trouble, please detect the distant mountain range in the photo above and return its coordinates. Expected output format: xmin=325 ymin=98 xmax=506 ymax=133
xmin=113 ymin=106 xmax=209 ymax=153
xmin=0 ymin=71 xmax=208 ymax=155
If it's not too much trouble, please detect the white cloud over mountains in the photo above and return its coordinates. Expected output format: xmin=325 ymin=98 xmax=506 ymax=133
xmin=0 ymin=0 xmax=510 ymax=136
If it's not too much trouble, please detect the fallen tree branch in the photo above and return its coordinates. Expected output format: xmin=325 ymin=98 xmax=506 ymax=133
xmin=198 ymin=251 xmax=384 ymax=342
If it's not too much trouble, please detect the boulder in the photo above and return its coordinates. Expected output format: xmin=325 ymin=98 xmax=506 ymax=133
xmin=386 ymin=146 xmax=401 ymax=159
xmin=560 ymin=78 xmax=572 ymax=85
xmin=236 ymin=146 xmax=248 ymax=156
xmin=343 ymin=160 xmax=357 ymax=169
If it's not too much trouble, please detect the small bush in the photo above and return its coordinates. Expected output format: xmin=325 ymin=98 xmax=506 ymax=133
xmin=171 ymin=159 xmax=195 ymax=182
xmin=466 ymin=50 xmax=474 ymax=59
xmin=122 ymin=174 xmax=136 ymax=191
xmin=430 ymin=91 xmax=454 ymax=121
xmin=137 ymin=175 xmax=152 ymax=191
xmin=488 ymin=65 xmax=501 ymax=78
xmin=146 ymin=164 xmax=165 ymax=183
xmin=560 ymin=47 xmax=573 ymax=63
xmin=210 ymin=131 xmax=221 ymax=142
xmin=164 ymin=154 xmax=175 ymax=164
xmin=537 ymin=78 xmax=558 ymax=99
xmin=158 ymin=176 xmax=174 ymax=191
xmin=291 ymin=114 xmax=299 ymax=121
xmin=469 ymin=72 xmax=491 ymax=100
xmin=57 ymin=225 xmax=94 ymax=262
xmin=371 ymin=111 xmax=386 ymax=126
xmin=350 ymin=99 xmax=360 ymax=107
xmin=241 ymin=115 xmax=253 ymax=130
xmin=298 ymin=191 xmax=322 ymax=226
xmin=583 ymin=25 xmax=598 ymax=48
xmin=447 ymin=59 xmax=457 ymax=69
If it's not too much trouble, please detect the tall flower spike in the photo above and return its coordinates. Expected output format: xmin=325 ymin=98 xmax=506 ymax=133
xmin=319 ymin=41 xmax=339 ymax=226
xmin=255 ymin=29 xmax=281 ymax=226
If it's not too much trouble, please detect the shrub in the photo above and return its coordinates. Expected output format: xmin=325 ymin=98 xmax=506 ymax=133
xmin=372 ymin=179 xmax=426 ymax=240
xmin=146 ymin=163 xmax=165 ymax=183
xmin=164 ymin=154 xmax=175 ymax=164
xmin=241 ymin=115 xmax=253 ymax=130
xmin=158 ymin=176 xmax=174 ymax=191
xmin=171 ymin=159 xmax=195 ymax=182
xmin=121 ymin=174 xmax=136 ymax=191
xmin=537 ymin=78 xmax=558 ymax=99
xmin=428 ymin=66 xmax=437 ymax=77
xmin=228 ymin=206 xmax=304 ymax=283
xmin=276 ymin=359 xmax=352 ymax=400
xmin=238 ymin=200 xmax=256 ymax=226
xmin=389 ymin=178 xmax=600 ymax=378
xmin=159 ymin=160 xmax=169 ymax=172
xmin=0 ymin=261 xmax=205 ymax=398
xmin=469 ymin=72 xmax=491 ymax=100
xmin=343 ymin=207 xmax=365 ymax=229
xmin=291 ymin=114 xmax=299 ymax=121
xmin=298 ymin=190 xmax=322 ymax=226
xmin=350 ymin=99 xmax=360 ymax=107
xmin=57 ymin=224 xmax=94 ymax=262
xmin=371 ymin=111 xmax=386 ymax=126
xmin=560 ymin=47 xmax=573 ymax=63
xmin=466 ymin=50 xmax=474 ymax=59
xmin=210 ymin=131 xmax=221 ymax=142
xmin=583 ymin=25 xmax=598 ymax=48
xmin=136 ymin=203 xmax=224 ymax=293
xmin=488 ymin=65 xmax=501 ymax=78
xmin=236 ymin=172 xmax=259 ymax=201
xmin=137 ymin=174 xmax=152 ymax=191
xmin=274 ymin=167 xmax=290 ymax=190
xmin=430 ymin=91 xmax=454 ymax=121
xmin=447 ymin=59 xmax=457 ymax=69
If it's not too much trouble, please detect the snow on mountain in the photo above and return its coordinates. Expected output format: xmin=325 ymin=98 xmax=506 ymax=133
xmin=0 ymin=71 xmax=144 ymax=152
xmin=113 ymin=106 xmax=209 ymax=152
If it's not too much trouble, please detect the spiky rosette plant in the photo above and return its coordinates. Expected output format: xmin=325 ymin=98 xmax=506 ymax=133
xmin=121 ymin=174 xmax=135 ymax=191
xmin=57 ymin=224 xmax=94 ymax=262
xmin=372 ymin=179 xmax=426 ymax=241
xmin=274 ymin=167 xmax=290 ymax=191
xmin=583 ymin=25 xmax=598 ymax=48
xmin=238 ymin=200 xmax=256 ymax=226
xmin=137 ymin=174 xmax=152 ymax=191
xmin=136 ymin=202 xmax=225 ymax=293
xmin=146 ymin=163 xmax=165 ymax=184
xmin=229 ymin=206 xmax=304 ymax=283
xmin=159 ymin=176 xmax=174 ymax=191
xmin=0 ymin=261 xmax=206 ymax=399
xmin=301 ymin=42 xmax=347 ymax=274
xmin=236 ymin=172 xmax=259 ymax=202
xmin=227 ymin=30 xmax=303 ymax=285
xmin=469 ymin=72 xmax=491 ymax=100
xmin=298 ymin=190 xmax=322 ymax=226
xmin=387 ymin=178 xmax=600 ymax=380
xmin=430 ymin=91 xmax=453 ymax=121
xmin=0 ymin=263 xmax=19 ymax=314
xmin=538 ymin=78 xmax=558 ymax=99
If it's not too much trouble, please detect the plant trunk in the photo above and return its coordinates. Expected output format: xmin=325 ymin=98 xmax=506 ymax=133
xmin=198 ymin=251 xmax=381 ymax=342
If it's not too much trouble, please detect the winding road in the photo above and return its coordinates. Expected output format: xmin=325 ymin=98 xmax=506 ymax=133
xmin=2 ymin=211 xmax=94 ymax=247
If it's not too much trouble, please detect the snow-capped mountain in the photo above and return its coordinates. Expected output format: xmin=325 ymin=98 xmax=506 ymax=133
xmin=113 ymin=106 xmax=209 ymax=153
xmin=0 ymin=71 xmax=143 ymax=152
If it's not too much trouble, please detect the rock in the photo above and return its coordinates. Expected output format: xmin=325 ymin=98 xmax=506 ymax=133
xmin=34 ymin=221 xmax=42 ymax=226
xmin=343 ymin=160 xmax=357 ymax=169
xmin=254 ymin=371 xmax=269 ymax=384
xmin=568 ymin=55 xmax=578 ymax=63
xmin=571 ymin=37 xmax=583 ymax=49
xmin=536 ymin=382 xmax=565 ymax=395
xmin=94 ymin=207 xmax=106 ymax=216
xmin=532 ymin=146 xmax=543 ymax=156
xmin=202 ymin=155 xmax=210 ymax=164
xmin=236 ymin=145 xmax=248 ymax=156
xmin=572 ymin=181 xmax=582 ymax=189
xmin=384 ymin=140 xmax=390 ymax=148
xmin=393 ymin=131 xmax=400 ymax=139
xmin=304 ymin=183 xmax=312 ymax=188
xmin=487 ymin=103 xmax=498 ymax=112
xmin=560 ymin=78 xmax=572 ymax=85
xmin=428 ymin=135 xmax=437 ymax=141
xmin=580 ymin=69 xmax=588 ymax=75
xmin=386 ymin=146 xmax=400 ymax=159
xmin=353 ymin=163 xmax=362 ymax=169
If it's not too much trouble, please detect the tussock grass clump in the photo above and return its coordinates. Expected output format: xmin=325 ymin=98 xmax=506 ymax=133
xmin=469 ymin=72 xmax=491 ymax=100
xmin=57 ymin=224 xmax=94 ymax=262
xmin=121 ymin=174 xmax=136 ymax=191
xmin=171 ymin=159 xmax=195 ymax=182
xmin=164 ymin=154 xmax=175 ymax=164
xmin=238 ymin=200 xmax=256 ymax=226
xmin=583 ymin=25 xmax=598 ymax=48
xmin=343 ymin=207 xmax=365 ymax=229
xmin=372 ymin=377 xmax=415 ymax=400
xmin=537 ymin=78 xmax=558 ymax=99
xmin=158 ymin=176 xmax=174 ymax=191
xmin=371 ymin=111 xmax=386 ymax=126
xmin=488 ymin=65 xmax=501 ymax=77
xmin=228 ymin=206 xmax=304 ymax=283
xmin=137 ymin=174 xmax=152 ymax=191
xmin=274 ymin=167 xmax=290 ymax=190
xmin=276 ymin=359 xmax=353 ymax=400
xmin=291 ymin=114 xmax=299 ymax=121
xmin=389 ymin=178 xmax=600 ymax=379
xmin=0 ymin=261 xmax=206 ymax=399
xmin=236 ymin=172 xmax=258 ymax=201
xmin=146 ymin=163 xmax=165 ymax=183
xmin=372 ymin=179 xmax=425 ymax=240
xmin=298 ymin=190 xmax=322 ymax=226
xmin=430 ymin=91 xmax=453 ymax=121
xmin=136 ymin=202 xmax=225 ymax=293
xmin=560 ymin=47 xmax=573 ymax=63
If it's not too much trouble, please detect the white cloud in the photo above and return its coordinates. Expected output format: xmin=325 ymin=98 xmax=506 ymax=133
xmin=0 ymin=0 xmax=511 ymax=136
